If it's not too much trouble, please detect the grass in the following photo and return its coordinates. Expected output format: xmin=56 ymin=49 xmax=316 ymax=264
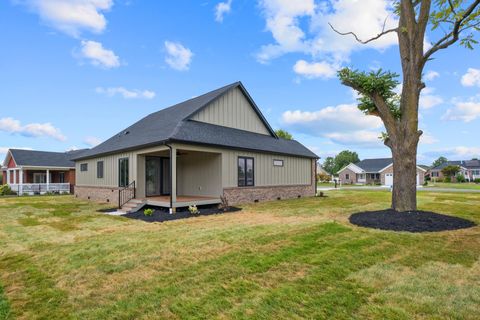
xmin=317 ymin=182 xmax=367 ymax=188
xmin=0 ymin=192 xmax=479 ymax=319
xmin=424 ymin=182 xmax=480 ymax=190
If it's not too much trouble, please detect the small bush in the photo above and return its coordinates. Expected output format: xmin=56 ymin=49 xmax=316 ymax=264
xmin=0 ymin=185 xmax=14 ymax=196
xmin=456 ymin=174 xmax=466 ymax=183
xmin=143 ymin=208 xmax=154 ymax=216
xmin=444 ymin=177 xmax=451 ymax=183
xmin=474 ymin=178 xmax=480 ymax=184
xmin=423 ymin=181 xmax=428 ymax=186
xmin=188 ymin=205 xmax=199 ymax=214
xmin=316 ymin=173 xmax=331 ymax=182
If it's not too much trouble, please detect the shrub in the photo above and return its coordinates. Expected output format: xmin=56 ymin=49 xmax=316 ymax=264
xmin=316 ymin=173 xmax=331 ymax=182
xmin=219 ymin=196 xmax=230 ymax=212
xmin=423 ymin=181 xmax=428 ymax=186
xmin=144 ymin=208 xmax=154 ymax=216
xmin=444 ymin=177 xmax=451 ymax=183
xmin=0 ymin=185 xmax=13 ymax=196
xmin=456 ymin=174 xmax=466 ymax=183
xmin=474 ymin=178 xmax=480 ymax=184
xmin=188 ymin=205 xmax=199 ymax=214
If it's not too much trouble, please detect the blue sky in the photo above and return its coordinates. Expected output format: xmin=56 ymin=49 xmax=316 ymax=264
xmin=1 ymin=0 xmax=479 ymax=166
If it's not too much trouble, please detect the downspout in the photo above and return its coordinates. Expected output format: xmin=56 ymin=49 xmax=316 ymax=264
xmin=165 ymin=143 xmax=173 ymax=213
xmin=315 ymin=158 xmax=319 ymax=195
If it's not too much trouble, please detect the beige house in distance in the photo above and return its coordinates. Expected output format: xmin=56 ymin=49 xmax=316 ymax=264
xmin=73 ymin=82 xmax=318 ymax=212
xmin=337 ymin=158 xmax=426 ymax=186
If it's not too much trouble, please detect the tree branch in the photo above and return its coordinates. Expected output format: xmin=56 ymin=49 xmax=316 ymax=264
xmin=423 ymin=0 xmax=480 ymax=62
xmin=328 ymin=22 xmax=398 ymax=45
xmin=448 ymin=0 xmax=457 ymax=15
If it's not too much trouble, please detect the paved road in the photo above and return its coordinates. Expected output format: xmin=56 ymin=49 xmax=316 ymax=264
xmin=317 ymin=186 xmax=480 ymax=193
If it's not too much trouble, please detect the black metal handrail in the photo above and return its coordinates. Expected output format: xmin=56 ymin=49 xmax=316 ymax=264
xmin=118 ymin=181 xmax=136 ymax=209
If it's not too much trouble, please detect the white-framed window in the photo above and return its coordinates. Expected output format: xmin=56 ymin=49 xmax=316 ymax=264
xmin=273 ymin=159 xmax=284 ymax=167
xmin=33 ymin=173 xmax=47 ymax=184
xmin=346 ymin=173 xmax=350 ymax=180
xmin=80 ymin=163 xmax=88 ymax=172
xmin=59 ymin=172 xmax=65 ymax=183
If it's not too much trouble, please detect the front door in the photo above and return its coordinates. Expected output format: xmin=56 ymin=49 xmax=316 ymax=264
xmin=146 ymin=157 xmax=170 ymax=196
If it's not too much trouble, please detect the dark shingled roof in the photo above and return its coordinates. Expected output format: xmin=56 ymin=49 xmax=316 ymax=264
xmin=432 ymin=160 xmax=480 ymax=170
xmin=74 ymin=82 xmax=317 ymax=160
xmin=8 ymin=149 xmax=88 ymax=168
xmin=355 ymin=158 xmax=393 ymax=172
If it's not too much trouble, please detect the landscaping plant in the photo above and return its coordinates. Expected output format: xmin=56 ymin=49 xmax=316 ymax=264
xmin=143 ymin=208 xmax=154 ymax=216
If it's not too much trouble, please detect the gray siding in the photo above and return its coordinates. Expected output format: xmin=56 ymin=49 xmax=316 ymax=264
xmin=191 ymin=87 xmax=271 ymax=135
xmin=76 ymin=143 xmax=312 ymax=197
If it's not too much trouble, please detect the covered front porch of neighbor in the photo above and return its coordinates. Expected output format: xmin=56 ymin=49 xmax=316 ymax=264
xmin=132 ymin=145 xmax=223 ymax=210
xmin=5 ymin=166 xmax=72 ymax=195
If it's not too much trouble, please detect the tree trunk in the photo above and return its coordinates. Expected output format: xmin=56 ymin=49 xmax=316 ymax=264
xmin=391 ymin=133 xmax=419 ymax=212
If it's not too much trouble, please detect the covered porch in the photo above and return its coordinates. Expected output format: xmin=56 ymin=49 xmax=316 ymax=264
xmin=132 ymin=145 xmax=223 ymax=210
xmin=5 ymin=167 xmax=72 ymax=195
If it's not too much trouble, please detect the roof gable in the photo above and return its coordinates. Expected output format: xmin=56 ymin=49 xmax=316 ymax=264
xmin=355 ymin=158 xmax=393 ymax=173
xmin=189 ymin=86 xmax=273 ymax=136
xmin=338 ymin=163 xmax=364 ymax=174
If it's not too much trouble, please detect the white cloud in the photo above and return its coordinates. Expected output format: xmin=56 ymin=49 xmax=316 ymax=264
xmin=443 ymin=100 xmax=480 ymax=122
xmin=422 ymin=147 xmax=480 ymax=161
xmin=293 ymin=59 xmax=337 ymax=79
xmin=79 ymin=40 xmax=120 ymax=68
xmin=424 ymin=70 xmax=440 ymax=81
xmin=420 ymin=87 xmax=443 ymax=109
xmin=83 ymin=136 xmax=102 ymax=147
xmin=95 ymin=87 xmax=156 ymax=99
xmin=215 ymin=0 xmax=232 ymax=22
xmin=0 ymin=117 xmax=66 ymax=141
xmin=282 ymin=103 xmax=382 ymax=134
xmin=257 ymin=0 xmax=398 ymax=64
xmin=282 ymin=103 xmax=384 ymax=147
xmin=324 ymin=130 xmax=383 ymax=147
xmin=419 ymin=132 xmax=438 ymax=145
xmin=461 ymin=68 xmax=480 ymax=87
xmin=21 ymin=0 xmax=113 ymax=37
xmin=164 ymin=41 xmax=194 ymax=71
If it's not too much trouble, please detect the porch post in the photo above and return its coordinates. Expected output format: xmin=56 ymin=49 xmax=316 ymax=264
xmin=19 ymin=168 xmax=23 ymax=195
xmin=6 ymin=170 xmax=10 ymax=185
xmin=13 ymin=169 xmax=17 ymax=184
xmin=46 ymin=169 xmax=50 ymax=192
xmin=170 ymin=145 xmax=177 ymax=213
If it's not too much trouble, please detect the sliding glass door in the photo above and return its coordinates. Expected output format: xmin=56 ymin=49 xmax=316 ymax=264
xmin=145 ymin=157 xmax=170 ymax=196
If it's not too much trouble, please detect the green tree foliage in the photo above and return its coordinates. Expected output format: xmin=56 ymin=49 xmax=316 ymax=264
xmin=334 ymin=151 xmax=360 ymax=174
xmin=441 ymin=165 xmax=461 ymax=178
xmin=275 ymin=129 xmax=293 ymax=140
xmin=322 ymin=157 xmax=336 ymax=175
xmin=432 ymin=156 xmax=448 ymax=168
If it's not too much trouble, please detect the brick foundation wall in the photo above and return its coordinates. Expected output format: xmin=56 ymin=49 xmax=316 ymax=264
xmin=223 ymin=184 xmax=314 ymax=205
xmin=75 ymin=185 xmax=121 ymax=204
xmin=223 ymin=158 xmax=316 ymax=205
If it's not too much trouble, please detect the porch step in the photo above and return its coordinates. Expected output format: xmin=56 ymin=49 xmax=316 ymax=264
xmin=120 ymin=199 xmax=146 ymax=214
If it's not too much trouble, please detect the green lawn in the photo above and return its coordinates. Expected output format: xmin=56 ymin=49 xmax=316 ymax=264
xmin=424 ymin=182 xmax=480 ymax=190
xmin=0 ymin=192 xmax=479 ymax=319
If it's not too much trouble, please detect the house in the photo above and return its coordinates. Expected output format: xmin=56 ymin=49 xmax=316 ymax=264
xmin=337 ymin=158 xmax=426 ymax=186
xmin=429 ymin=160 xmax=480 ymax=181
xmin=1 ymin=149 xmax=85 ymax=195
xmin=72 ymin=82 xmax=318 ymax=212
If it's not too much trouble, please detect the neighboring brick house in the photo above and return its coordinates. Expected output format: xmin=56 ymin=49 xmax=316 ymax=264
xmin=1 ymin=149 xmax=86 ymax=195
xmin=429 ymin=160 xmax=480 ymax=181
xmin=337 ymin=158 xmax=426 ymax=186
xmin=72 ymin=82 xmax=318 ymax=212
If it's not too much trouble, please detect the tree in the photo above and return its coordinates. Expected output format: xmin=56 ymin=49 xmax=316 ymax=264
xmin=323 ymin=157 xmax=336 ymax=175
xmin=275 ymin=129 xmax=293 ymax=140
xmin=432 ymin=156 xmax=448 ymax=168
xmin=334 ymin=150 xmax=360 ymax=174
xmin=441 ymin=165 xmax=461 ymax=178
xmin=333 ymin=1 xmax=480 ymax=212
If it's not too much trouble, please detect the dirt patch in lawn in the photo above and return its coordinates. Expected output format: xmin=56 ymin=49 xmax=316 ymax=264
xmin=122 ymin=206 xmax=242 ymax=223
xmin=349 ymin=209 xmax=476 ymax=232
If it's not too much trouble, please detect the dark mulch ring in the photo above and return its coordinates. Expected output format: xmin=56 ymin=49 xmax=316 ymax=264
xmin=122 ymin=205 xmax=242 ymax=223
xmin=97 ymin=208 xmax=118 ymax=213
xmin=349 ymin=209 xmax=476 ymax=233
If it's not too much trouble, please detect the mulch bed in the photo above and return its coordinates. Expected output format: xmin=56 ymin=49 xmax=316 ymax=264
xmin=349 ymin=209 xmax=476 ymax=233
xmin=122 ymin=205 xmax=242 ymax=223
